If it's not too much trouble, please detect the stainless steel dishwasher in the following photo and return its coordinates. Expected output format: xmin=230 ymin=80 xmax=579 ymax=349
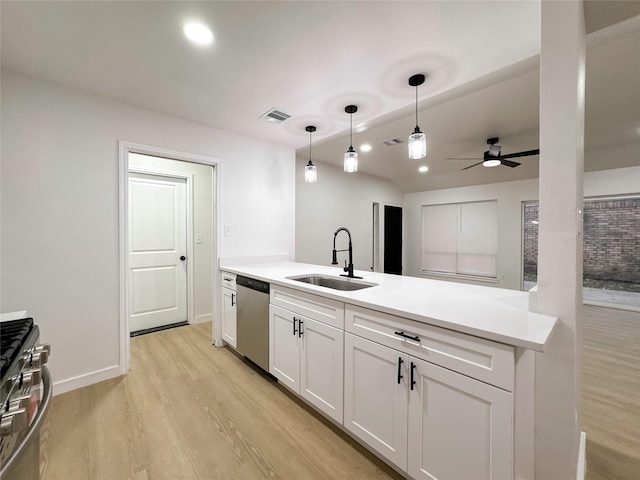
xmin=236 ymin=276 xmax=270 ymax=372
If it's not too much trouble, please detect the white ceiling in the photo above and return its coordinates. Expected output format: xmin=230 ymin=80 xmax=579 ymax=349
xmin=2 ymin=1 xmax=638 ymax=192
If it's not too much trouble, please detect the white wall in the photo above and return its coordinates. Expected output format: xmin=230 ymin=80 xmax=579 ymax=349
xmin=129 ymin=153 xmax=214 ymax=324
xmin=295 ymin=157 xmax=403 ymax=272
xmin=0 ymin=71 xmax=295 ymax=392
xmin=404 ymin=166 xmax=640 ymax=290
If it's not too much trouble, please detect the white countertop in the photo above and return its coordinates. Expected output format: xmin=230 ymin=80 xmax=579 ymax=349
xmin=221 ymin=262 xmax=558 ymax=352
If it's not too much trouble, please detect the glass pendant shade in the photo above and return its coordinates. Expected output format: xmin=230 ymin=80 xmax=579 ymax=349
xmin=344 ymin=147 xmax=358 ymax=172
xmin=304 ymin=160 xmax=317 ymax=182
xmin=408 ymin=73 xmax=427 ymax=160
xmin=408 ymin=129 xmax=427 ymax=159
xmin=304 ymin=125 xmax=318 ymax=183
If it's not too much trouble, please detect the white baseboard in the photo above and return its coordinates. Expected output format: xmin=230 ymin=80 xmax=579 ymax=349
xmin=577 ymin=431 xmax=587 ymax=480
xmin=195 ymin=313 xmax=213 ymax=324
xmin=52 ymin=365 xmax=122 ymax=396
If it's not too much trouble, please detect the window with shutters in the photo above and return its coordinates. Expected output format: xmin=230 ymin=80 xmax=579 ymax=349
xmin=421 ymin=200 xmax=498 ymax=279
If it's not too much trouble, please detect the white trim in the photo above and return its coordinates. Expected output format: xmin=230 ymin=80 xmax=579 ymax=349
xmin=583 ymin=299 xmax=640 ymax=312
xmin=419 ymin=270 xmax=499 ymax=284
xmin=53 ymin=365 xmax=121 ymax=396
xmin=119 ymin=141 xmax=221 ymax=376
xmin=577 ymin=431 xmax=587 ymax=480
xmin=195 ymin=313 xmax=213 ymax=324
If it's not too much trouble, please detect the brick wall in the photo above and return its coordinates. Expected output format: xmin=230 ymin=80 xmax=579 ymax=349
xmin=523 ymin=203 xmax=539 ymax=276
xmin=523 ymin=198 xmax=640 ymax=283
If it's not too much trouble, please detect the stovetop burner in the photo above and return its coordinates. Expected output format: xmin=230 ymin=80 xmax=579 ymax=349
xmin=0 ymin=318 xmax=34 ymax=379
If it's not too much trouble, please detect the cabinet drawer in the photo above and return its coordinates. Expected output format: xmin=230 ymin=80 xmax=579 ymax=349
xmin=345 ymin=305 xmax=514 ymax=391
xmin=221 ymin=271 xmax=236 ymax=290
xmin=271 ymin=286 xmax=344 ymax=329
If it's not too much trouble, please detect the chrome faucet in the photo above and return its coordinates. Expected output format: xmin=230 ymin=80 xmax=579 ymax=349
xmin=331 ymin=227 xmax=362 ymax=279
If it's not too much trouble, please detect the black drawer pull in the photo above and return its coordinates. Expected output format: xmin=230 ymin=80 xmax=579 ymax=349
xmin=293 ymin=317 xmax=297 ymax=336
xmin=397 ymin=357 xmax=404 ymax=384
xmin=394 ymin=331 xmax=420 ymax=342
xmin=410 ymin=362 xmax=416 ymax=390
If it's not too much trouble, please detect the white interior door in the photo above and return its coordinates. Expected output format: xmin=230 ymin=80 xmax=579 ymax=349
xmin=129 ymin=173 xmax=187 ymax=332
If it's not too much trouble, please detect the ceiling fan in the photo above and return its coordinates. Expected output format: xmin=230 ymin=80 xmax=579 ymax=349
xmin=447 ymin=137 xmax=540 ymax=170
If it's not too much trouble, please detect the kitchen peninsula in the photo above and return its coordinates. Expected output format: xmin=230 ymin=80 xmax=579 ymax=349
xmin=220 ymin=261 xmax=557 ymax=480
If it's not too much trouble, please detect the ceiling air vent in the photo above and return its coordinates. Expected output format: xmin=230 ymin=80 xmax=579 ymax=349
xmin=260 ymin=108 xmax=292 ymax=124
xmin=382 ymin=138 xmax=403 ymax=146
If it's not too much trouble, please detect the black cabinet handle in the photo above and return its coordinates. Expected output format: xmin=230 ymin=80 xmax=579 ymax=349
xmin=410 ymin=362 xmax=416 ymax=390
xmin=180 ymin=255 xmax=186 ymax=261
xmin=298 ymin=319 xmax=304 ymax=337
xmin=397 ymin=357 xmax=404 ymax=384
xmin=231 ymin=293 xmax=235 ymax=307
xmin=394 ymin=331 xmax=420 ymax=342
xmin=293 ymin=317 xmax=297 ymax=336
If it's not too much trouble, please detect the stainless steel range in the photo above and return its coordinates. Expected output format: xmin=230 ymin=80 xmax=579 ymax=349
xmin=0 ymin=316 xmax=51 ymax=480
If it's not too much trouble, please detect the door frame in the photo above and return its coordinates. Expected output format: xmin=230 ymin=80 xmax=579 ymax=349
xmin=128 ymin=168 xmax=194 ymax=329
xmin=119 ymin=141 xmax=221 ymax=375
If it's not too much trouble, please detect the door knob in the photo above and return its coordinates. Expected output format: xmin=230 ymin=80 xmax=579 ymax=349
xmin=180 ymin=256 xmax=186 ymax=261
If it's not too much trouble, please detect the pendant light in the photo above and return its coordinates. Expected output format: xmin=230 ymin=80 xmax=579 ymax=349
xmin=344 ymin=105 xmax=358 ymax=173
xmin=408 ymin=73 xmax=427 ymax=159
xmin=304 ymin=125 xmax=318 ymax=183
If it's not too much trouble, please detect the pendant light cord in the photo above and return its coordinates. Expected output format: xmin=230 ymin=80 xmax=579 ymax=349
xmin=415 ymin=83 xmax=419 ymax=128
xmin=349 ymin=111 xmax=353 ymax=148
xmin=309 ymin=129 xmax=312 ymax=161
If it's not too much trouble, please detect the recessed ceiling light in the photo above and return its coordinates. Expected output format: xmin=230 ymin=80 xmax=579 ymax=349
xmin=418 ymin=166 xmax=429 ymax=173
xmin=183 ymin=22 xmax=214 ymax=46
xmin=360 ymin=144 xmax=372 ymax=153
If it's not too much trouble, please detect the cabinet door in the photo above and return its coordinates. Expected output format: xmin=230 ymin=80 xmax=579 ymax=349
xmin=408 ymin=357 xmax=513 ymax=480
xmin=300 ymin=317 xmax=344 ymax=424
xmin=221 ymin=287 xmax=237 ymax=348
xmin=344 ymin=333 xmax=408 ymax=470
xmin=269 ymin=304 xmax=300 ymax=392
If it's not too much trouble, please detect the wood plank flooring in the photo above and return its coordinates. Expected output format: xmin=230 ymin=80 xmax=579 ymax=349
xmin=40 ymin=322 xmax=403 ymax=480
xmin=40 ymin=306 xmax=639 ymax=480
xmin=582 ymin=305 xmax=640 ymax=480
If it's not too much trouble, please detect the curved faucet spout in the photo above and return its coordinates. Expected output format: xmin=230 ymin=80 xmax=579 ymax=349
xmin=331 ymin=227 xmax=361 ymax=279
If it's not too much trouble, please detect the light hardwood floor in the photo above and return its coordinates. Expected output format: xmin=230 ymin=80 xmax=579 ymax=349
xmin=40 ymin=322 xmax=403 ymax=480
xmin=582 ymin=305 xmax=640 ymax=480
xmin=40 ymin=306 xmax=639 ymax=480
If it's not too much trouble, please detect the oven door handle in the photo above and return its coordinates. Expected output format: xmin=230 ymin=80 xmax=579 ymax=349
xmin=0 ymin=365 xmax=53 ymax=478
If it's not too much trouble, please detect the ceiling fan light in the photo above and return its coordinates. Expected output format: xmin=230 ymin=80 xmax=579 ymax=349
xmin=483 ymin=159 xmax=501 ymax=167
xmin=304 ymin=160 xmax=317 ymax=183
xmin=408 ymin=130 xmax=426 ymax=159
xmin=344 ymin=147 xmax=358 ymax=173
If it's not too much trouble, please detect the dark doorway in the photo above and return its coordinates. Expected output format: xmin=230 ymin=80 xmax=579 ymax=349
xmin=384 ymin=205 xmax=403 ymax=275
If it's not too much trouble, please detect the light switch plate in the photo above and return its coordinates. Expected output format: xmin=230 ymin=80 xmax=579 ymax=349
xmin=195 ymin=233 xmax=203 ymax=244
xmin=224 ymin=225 xmax=232 ymax=237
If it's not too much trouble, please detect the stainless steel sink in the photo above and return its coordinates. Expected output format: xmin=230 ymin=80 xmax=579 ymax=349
xmin=287 ymin=274 xmax=377 ymax=291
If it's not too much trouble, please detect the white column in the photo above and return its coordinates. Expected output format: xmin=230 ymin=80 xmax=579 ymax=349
xmin=535 ymin=1 xmax=585 ymax=479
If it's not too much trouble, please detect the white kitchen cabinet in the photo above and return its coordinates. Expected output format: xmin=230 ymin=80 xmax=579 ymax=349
xmin=269 ymin=304 xmax=344 ymax=423
xmin=345 ymin=332 xmax=513 ymax=480
xmin=408 ymin=357 xmax=513 ymax=480
xmin=220 ymin=271 xmax=237 ymax=348
xmin=344 ymin=332 xmax=408 ymax=470
xmin=221 ymin=286 xmax=237 ymax=348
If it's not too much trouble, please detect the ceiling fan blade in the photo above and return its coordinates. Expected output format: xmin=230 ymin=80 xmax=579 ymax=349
xmin=446 ymin=157 xmax=483 ymax=160
xmin=461 ymin=162 xmax=483 ymax=171
xmin=501 ymin=149 xmax=540 ymax=159
xmin=500 ymin=159 xmax=521 ymax=168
